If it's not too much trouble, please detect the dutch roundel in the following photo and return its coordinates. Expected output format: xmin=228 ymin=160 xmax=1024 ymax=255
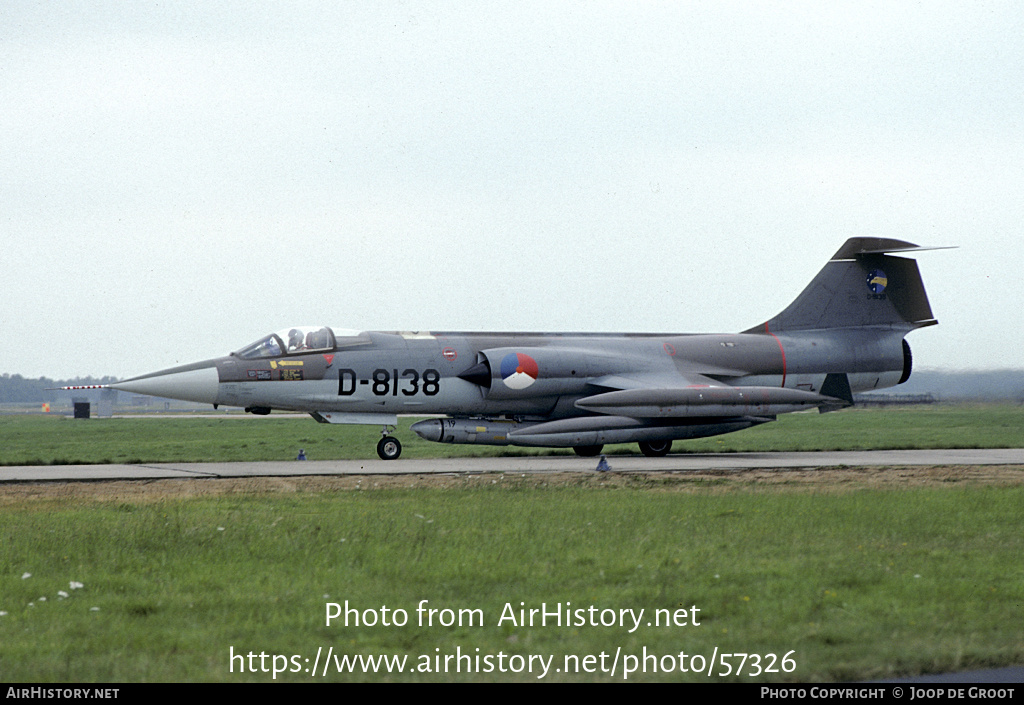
xmin=500 ymin=353 xmax=539 ymax=390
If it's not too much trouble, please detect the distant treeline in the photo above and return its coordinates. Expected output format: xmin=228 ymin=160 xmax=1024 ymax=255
xmin=0 ymin=374 xmax=118 ymax=404
xmin=880 ymin=369 xmax=1024 ymax=403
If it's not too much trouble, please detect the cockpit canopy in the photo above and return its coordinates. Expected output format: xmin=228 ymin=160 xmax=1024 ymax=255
xmin=233 ymin=326 xmax=366 ymax=359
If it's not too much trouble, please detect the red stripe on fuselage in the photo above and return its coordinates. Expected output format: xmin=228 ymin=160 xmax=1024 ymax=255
xmin=764 ymin=323 xmax=787 ymax=388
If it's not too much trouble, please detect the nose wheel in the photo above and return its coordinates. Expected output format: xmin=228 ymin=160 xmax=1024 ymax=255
xmin=377 ymin=433 xmax=402 ymax=460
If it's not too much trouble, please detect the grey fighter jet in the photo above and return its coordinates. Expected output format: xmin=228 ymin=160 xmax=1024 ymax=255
xmin=100 ymin=238 xmax=942 ymax=460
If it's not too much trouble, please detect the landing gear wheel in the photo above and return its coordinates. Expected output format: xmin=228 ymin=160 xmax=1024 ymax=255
xmin=573 ymin=445 xmax=604 ymax=457
xmin=638 ymin=440 xmax=672 ymax=457
xmin=377 ymin=436 xmax=402 ymax=460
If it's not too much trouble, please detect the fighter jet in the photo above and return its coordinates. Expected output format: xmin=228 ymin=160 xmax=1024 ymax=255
xmin=98 ymin=238 xmax=942 ymax=460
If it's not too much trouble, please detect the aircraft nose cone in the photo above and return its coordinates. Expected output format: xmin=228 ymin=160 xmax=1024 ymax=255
xmin=410 ymin=419 xmax=443 ymax=442
xmin=110 ymin=364 xmax=220 ymax=405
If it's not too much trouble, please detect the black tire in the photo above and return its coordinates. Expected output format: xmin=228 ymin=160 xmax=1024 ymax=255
xmin=573 ymin=445 xmax=604 ymax=457
xmin=638 ymin=440 xmax=672 ymax=457
xmin=377 ymin=436 xmax=402 ymax=460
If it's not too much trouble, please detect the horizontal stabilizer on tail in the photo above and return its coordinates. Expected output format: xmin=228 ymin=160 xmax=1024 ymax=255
xmin=831 ymin=239 xmax=956 ymax=259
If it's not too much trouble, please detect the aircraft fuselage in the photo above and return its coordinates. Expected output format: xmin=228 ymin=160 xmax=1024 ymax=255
xmin=103 ymin=238 xmax=939 ymax=459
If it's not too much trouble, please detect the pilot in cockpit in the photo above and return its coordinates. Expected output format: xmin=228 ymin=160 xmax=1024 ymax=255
xmin=287 ymin=329 xmax=305 ymax=352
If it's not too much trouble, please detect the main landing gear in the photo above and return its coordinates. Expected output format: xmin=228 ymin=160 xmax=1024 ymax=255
xmin=377 ymin=426 xmax=402 ymax=460
xmin=576 ymin=442 xmax=673 ymax=457
xmin=638 ymin=440 xmax=672 ymax=457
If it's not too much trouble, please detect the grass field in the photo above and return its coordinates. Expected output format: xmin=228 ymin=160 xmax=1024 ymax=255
xmin=1 ymin=403 xmax=1022 ymax=465
xmin=1 ymin=405 xmax=1023 ymax=682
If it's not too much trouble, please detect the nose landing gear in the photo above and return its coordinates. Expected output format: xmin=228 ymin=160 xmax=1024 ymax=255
xmin=377 ymin=426 xmax=402 ymax=460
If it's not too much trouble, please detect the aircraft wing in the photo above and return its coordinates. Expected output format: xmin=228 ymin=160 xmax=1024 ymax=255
xmin=587 ymin=371 xmax=729 ymax=392
xmin=577 ymin=372 xmax=827 ymax=418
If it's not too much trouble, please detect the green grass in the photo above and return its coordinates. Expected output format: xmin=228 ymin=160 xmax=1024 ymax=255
xmin=1 ymin=404 xmax=1021 ymax=465
xmin=1 ymin=405 xmax=1022 ymax=682
xmin=1 ymin=480 xmax=1023 ymax=682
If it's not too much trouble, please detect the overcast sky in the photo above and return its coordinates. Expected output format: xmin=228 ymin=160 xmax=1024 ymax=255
xmin=4 ymin=1 xmax=1022 ymax=379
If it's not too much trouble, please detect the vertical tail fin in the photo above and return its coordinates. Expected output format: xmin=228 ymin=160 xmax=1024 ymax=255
xmin=745 ymin=238 xmax=941 ymax=333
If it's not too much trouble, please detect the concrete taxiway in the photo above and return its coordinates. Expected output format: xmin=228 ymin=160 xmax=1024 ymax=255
xmin=2 ymin=448 xmax=1023 ymax=483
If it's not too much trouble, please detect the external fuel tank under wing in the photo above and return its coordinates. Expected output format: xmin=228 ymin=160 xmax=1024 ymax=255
xmin=99 ymin=238 xmax=944 ymax=459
